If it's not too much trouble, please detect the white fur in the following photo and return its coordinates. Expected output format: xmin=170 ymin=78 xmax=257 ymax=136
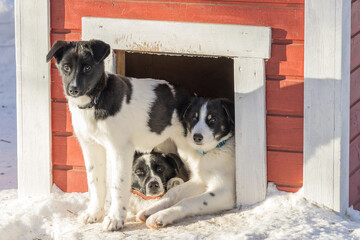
xmin=136 ymin=117 xmax=235 ymax=228
xmin=67 ymin=78 xmax=186 ymax=231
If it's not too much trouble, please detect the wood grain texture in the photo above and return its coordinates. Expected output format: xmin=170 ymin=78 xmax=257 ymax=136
xmin=266 ymin=79 xmax=304 ymax=116
xmin=351 ymin=67 xmax=360 ymax=107
xmin=350 ymin=135 xmax=360 ymax=176
xmin=352 ymin=0 xmax=360 ymax=37
xmin=52 ymin=102 xmax=73 ymax=134
xmin=267 ymin=151 xmax=303 ymax=187
xmin=350 ymin=167 xmax=360 ymax=206
xmin=53 ymin=169 xmax=87 ymax=192
xmin=51 ymin=0 xmax=304 ymax=41
xmin=351 ymin=33 xmax=360 ymax=71
xmin=267 ymin=115 xmax=303 ymax=152
xmin=351 ymin=101 xmax=360 ymax=141
xmin=52 ymin=136 xmax=84 ymax=167
xmin=16 ymin=0 xmax=52 ymax=198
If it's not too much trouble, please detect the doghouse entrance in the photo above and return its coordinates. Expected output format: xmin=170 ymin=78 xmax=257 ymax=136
xmin=118 ymin=52 xmax=234 ymax=101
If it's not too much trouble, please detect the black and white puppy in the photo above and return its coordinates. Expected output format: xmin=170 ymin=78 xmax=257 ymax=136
xmin=46 ymin=40 xmax=192 ymax=231
xmin=137 ymin=98 xmax=236 ymax=228
xmin=127 ymin=151 xmax=189 ymax=220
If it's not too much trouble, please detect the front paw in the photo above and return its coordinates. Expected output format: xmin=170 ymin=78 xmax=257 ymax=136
xmin=146 ymin=211 xmax=171 ymax=229
xmin=136 ymin=209 xmax=149 ymax=222
xmin=103 ymin=215 xmax=124 ymax=231
xmin=81 ymin=208 xmax=104 ymax=224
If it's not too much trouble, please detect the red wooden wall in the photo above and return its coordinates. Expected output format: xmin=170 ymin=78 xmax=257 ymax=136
xmin=50 ymin=0 xmax=305 ymax=192
xmin=350 ymin=0 xmax=360 ymax=211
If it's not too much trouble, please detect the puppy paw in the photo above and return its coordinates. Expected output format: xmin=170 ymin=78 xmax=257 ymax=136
xmin=136 ymin=209 xmax=149 ymax=222
xmin=146 ymin=211 xmax=172 ymax=229
xmin=81 ymin=208 xmax=104 ymax=224
xmin=166 ymin=177 xmax=184 ymax=190
xmin=102 ymin=215 xmax=124 ymax=231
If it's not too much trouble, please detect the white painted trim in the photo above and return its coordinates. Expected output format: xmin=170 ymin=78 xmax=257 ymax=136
xmin=15 ymin=0 xmax=52 ymax=198
xmin=82 ymin=18 xmax=271 ymax=59
xmin=234 ymin=58 xmax=267 ymax=205
xmin=83 ymin=18 xmax=270 ymax=206
xmin=304 ymin=0 xmax=351 ymax=214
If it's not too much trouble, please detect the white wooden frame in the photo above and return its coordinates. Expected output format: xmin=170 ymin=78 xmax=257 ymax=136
xmin=15 ymin=0 xmax=52 ymax=198
xmin=304 ymin=0 xmax=351 ymax=214
xmin=83 ymin=18 xmax=271 ymax=206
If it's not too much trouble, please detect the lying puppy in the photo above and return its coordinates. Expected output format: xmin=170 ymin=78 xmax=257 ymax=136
xmin=137 ymin=97 xmax=236 ymax=228
xmin=127 ymin=151 xmax=189 ymax=220
xmin=46 ymin=40 xmax=192 ymax=231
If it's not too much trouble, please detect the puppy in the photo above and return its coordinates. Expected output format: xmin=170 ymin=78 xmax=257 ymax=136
xmin=127 ymin=151 xmax=189 ymax=220
xmin=46 ymin=40 xmax=192 ymax=231
xmin=136 ymin=98 xmax=236 ymax=228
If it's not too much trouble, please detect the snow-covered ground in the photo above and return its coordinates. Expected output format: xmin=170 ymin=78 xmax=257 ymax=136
xmin=1 ymin=0 xmax=360 ymax=239
xmin=0 ymin=0 xmax=16 ymax=190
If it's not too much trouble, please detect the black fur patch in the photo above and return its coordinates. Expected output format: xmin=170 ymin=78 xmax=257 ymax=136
xmin=93 ymin=74 xmax=132 ymax=120
xmin=203 ymin=201 xmax=208 ymax=206
xmin=209 ymin=192 xmax=215 ymax=197
xmin=148 ymin=84 xmax=175 ymax=134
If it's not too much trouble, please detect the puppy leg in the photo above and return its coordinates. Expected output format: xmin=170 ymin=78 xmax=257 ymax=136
xmin=136 ymin=179 xmax=205 ymax=222
xmin=103 ymin=145 xmax=134 ymax=231
xmin=79 ymin=140 xmax=107 ymax=224
xmin=146 ymin=188 xmax=235 ymax=229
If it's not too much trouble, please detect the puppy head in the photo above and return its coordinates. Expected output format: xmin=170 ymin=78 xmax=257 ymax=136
xmin=132 ymin=152 xmax=185 ymax=197
xmin=182 ymin=97 xmax=234 ymax=152
xmin=46 ymin=40 xmax=110 ymax=98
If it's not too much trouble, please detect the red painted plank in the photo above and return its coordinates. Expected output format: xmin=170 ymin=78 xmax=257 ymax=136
xmin=351 ymin=67 xmax=360 ymax=106
xmin=267 ymin=151 xmax=303 ymax=187
xmin=51 ymin=31 xmax=81 ymax=45
xmin=52 ymin=136 xmax=84 ymax=167
xmin=350 ymin=167 xmax=360 ymax=206
xmin=350 ymin=135 xmax=360 ymax=176
xmin=267 ymin=115 xmax=304 ymax=152
xmin=50 ymin=0 xmax=304 ymax=40
xmin=352 ymin=0 xmax=360 ymax=37
xmin=53 ymin=169 xmax=88 ymax=192
xmin=52 ymin=102 xmax=73 ymax=133
xmin=266 ymin=43 xmax=304 ymax=77
xmin=351 ymin=33 xmax=360 ymax=71
xmin=266 ymin=79 xmax=304 ymax=116
xmin=276 ymin=185 xmax=301 ymax=193
xmin=350 ymin=101 xmax=360 ymax=141
xmin=51 ymin=67 xmax=66 ymax=99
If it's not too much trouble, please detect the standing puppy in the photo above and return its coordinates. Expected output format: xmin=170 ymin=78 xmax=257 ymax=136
xmin=46 ymin=40 xmax=191 ymax=231
xmin=137 ymin=98 xmax=236 ymax=228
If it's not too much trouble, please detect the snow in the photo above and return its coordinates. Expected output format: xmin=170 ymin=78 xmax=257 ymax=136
xmin=1 ymin=0 xmax=360 ymax=239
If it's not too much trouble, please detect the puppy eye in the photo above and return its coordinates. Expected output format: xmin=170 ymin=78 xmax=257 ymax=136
xmin=135 ymin=169 xmax=144 ymax=175
xmin=63 ymin=64 xmax=71 ymax=72
xmin=83 ymin=65 xmax=92 ymax=72
xmin=156 ymin=166 xmax=164 ymax=173
xmin=209 ymin=118 xmax=217 ymax=124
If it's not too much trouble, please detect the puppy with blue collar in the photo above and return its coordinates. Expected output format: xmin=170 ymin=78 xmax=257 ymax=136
xmin=137 ymin=97 xmax=236 ymax=228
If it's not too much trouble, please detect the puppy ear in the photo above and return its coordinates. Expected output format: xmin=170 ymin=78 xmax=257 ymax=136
xmin=181 ymin=97 xmax=197 ymax=120
xmin=133 ymin=151 xmax=144 ymax=161
xmin=87 ymin=40 xmax=111 ymax=63
xmin=166 ymin=153 xmax=189 ymax=182
xmin=221 ymin=99 xmax=235 ymax=125
xmin=46 ymin=40 xmax=69 ymax=63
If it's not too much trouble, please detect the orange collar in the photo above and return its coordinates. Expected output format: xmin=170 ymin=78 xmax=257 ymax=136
xmin=131 ymin=190 xmax=164 ymax=200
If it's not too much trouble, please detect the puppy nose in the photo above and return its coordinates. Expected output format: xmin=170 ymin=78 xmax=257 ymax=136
xmin=69 ymin=86 xmax=79 ymax=96
xmin=193 ymin=133 xmax=203 ymax=143
xmin=148 ymin=181 xmax=160 ymax=190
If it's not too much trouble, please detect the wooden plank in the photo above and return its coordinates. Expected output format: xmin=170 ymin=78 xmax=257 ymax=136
xmin=351 ymin=33 xmax=360 ymax=71
xmin=266 ymin=116 xmax=303 ymax=152
xmin=51 ymin=0 xmax=303 ymax=40
xmin=267 ymin=151 xmax=303 ymax=187
xmin=15 ymin=0 xmax=52 ymax=198
xmin=352 ymin=0 xmax=360 ymax=37
xmin=51 ymin=67 xmax=66 ymax=99
xmin=234 ymin=58 xmax=267 ymax=206
xmin=52 ymin=102 xmax=73 ymax=134
xmin=50 ymin=31 xmax=81 ymax=45
xmin=277 ymin=185 xmax=301 ymax=192
xmin=116 ymin=51 xmax=126 ymax=75
xmin=350 ymin=101 xmax=360 ymax=141
xmin=83 ymin=18 xmax=271 ymax=59
xmin=52 ymin=136 xmax=84 ymax=167
xmin=266 ymin=43 xmax=304 ymax=77
xmin=304 ymin=0 xmax=350 ymax=214
xmin=351 ymin=67 xmax=360 ymax=106
xmin=349 ymin=168 xmax=360 ymax=206
xmin=350 ymin=135 xmax=360 ymax=176
xmin=53 ymin=169 xmax=87 ymax=193
xmin=266 ymin=79 xmax=304 ymax=116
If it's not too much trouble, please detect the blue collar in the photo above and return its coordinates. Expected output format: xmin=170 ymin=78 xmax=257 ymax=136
xmin=196 ymin=139 xmax=227 ymax=155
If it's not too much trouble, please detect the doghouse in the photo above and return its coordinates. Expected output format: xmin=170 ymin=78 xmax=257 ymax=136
xmin=15 ymin=0 xmax=360 ymax=214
